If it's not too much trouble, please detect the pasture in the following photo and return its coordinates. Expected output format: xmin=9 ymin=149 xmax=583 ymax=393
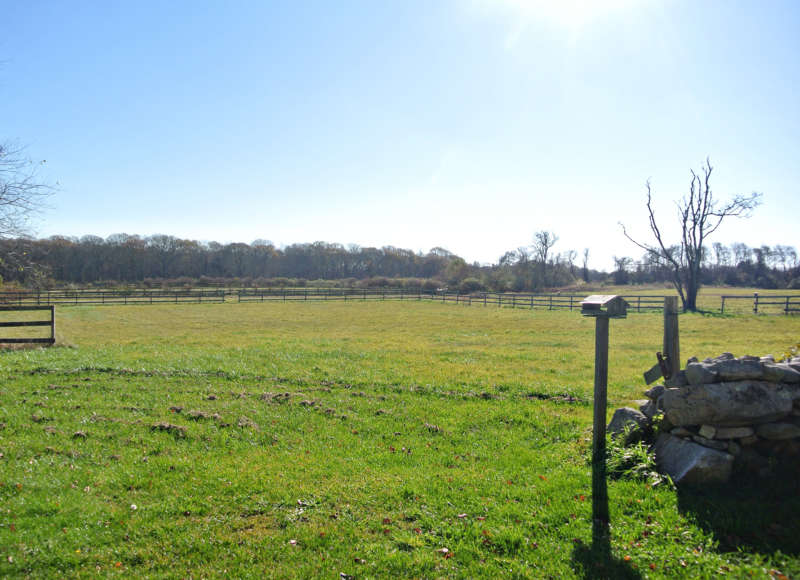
xmin=1 ymin=301 xmax=798 ymax=578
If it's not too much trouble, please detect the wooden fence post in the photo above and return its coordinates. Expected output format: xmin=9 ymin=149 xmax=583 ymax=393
xmin=50 ymin=305 xmax=56 ymax=343
xmin=663 ymin=297 xmax=680 ymax=379
xmin=753 ymin=292 xmax=759 ymax=314
xmin=592 ymin=315 xmax=610 ymax=527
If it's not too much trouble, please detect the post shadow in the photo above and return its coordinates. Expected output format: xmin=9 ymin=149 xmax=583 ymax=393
xmin=571 ymin=407 xmax=641 ymax=579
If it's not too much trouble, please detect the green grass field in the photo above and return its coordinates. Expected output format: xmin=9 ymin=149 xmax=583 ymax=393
xmin=1 ymin=301 xmax=798 ymax=578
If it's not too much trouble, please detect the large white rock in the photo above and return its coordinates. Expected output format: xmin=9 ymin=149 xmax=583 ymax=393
xmin=662 ymin=381 xmax=794 ymax=427
xmin=654 ymin=434 xmax=734 ymax=485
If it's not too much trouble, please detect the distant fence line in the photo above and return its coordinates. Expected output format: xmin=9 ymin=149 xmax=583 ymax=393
xmin=0 ymin=289 xmax=225 ymax=305
xmin=721 ymin=293 xmax=800 ymax=315
xmin=0 ymin=288 xmax=797 ymax=315
xmin=235 ymin=288 xmax=671 ymax=312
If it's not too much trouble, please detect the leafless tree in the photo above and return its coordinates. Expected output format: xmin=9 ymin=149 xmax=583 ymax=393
xmin=532 ymin=230 xmax=558 ymax=288
xmin=0 ymin=142 xmax=52 ymax=238
xmin=621 ymin=159 xmax=761 ymax=311
xmin=582 ymin=248 xmax=590 ymax=282
xmin=0 ymin=142 xmax=54 ymax=284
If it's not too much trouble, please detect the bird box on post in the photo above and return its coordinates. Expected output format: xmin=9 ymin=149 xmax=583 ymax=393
xmin=580 ymin=295 xmax=628 ymax=319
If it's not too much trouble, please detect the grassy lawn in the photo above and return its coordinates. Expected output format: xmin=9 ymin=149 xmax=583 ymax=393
xmin=1 ymin=301 xmax=798 ymax=578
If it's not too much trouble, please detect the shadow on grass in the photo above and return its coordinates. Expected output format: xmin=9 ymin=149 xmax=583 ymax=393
xmin=571 ymin=446 xmax=642 ymax=580
xmin=571 ymin=528 xmax=643 ymax=580
xmin=676 ymin=465 xmax=800 ymax=555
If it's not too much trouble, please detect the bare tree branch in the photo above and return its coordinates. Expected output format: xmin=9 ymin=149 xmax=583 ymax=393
xmin=0 ymin=142 xmax=53 ymax=238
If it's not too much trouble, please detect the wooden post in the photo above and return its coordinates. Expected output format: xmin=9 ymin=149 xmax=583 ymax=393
xmin=592 ymin=315 xmax=609 ymax=527
xmin=721 ymin=296 xmax=725 ymax=314
xmin=785 ymin=296 xmax=790 ymax=315
xmin=753 ymin=292 xmax=759 ymax=314
xmin=50 ymin=305 xmax=56 ymax=344
xmin=663 ymin=296 xmax=680 ymax=379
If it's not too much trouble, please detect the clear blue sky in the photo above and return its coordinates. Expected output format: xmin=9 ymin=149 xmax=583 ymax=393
xmin=2 ymin=0 xmax=798 ymax=270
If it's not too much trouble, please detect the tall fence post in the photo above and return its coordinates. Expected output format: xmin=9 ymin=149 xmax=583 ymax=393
xmin=753 ymin=292 xmax=759 ymax=314
xmin=664 ymin=297 xmax=680 ymax=379
xmin=592 ymin=314 xmax=609 ymax=527
xmin=50 ymin=305 xmax=56 ymax=343
xmin=721 ymin=296 xmax=725 ymax=314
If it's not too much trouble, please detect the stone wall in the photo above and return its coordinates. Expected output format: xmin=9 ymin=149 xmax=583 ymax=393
xmin=609 ymin=353 xmax=800 ymax=485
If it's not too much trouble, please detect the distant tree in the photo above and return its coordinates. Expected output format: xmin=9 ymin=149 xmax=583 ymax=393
xmin=622 ymin=159 xmax=761 ymax=311
xmin=581 ymin=248 xmax=590 ymax=282
xmin=565 ymin=249 xmax=577 ymax=277
xmin=731 ymin=242 xmax=752 ymax=266
xmin=612 ymin=256 xmax=633 ymax=285
xmin=532 ymin=230 xmax=558 ymax=288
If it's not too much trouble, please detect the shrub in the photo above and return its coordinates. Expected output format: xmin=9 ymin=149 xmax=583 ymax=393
xmin=458 ymin=277 xmax=485 ymax=293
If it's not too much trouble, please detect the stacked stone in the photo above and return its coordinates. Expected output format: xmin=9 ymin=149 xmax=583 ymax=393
xmin=644 ymin=353 xmax=800 ymax=484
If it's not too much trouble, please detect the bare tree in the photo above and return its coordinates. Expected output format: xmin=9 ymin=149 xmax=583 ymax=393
xmin=612 ymin=255 xmax=633 ymax=285
xmin=581 ymin=248 xmax=590 ymax=282
xmin=621 ymin=159 xmax=761 ymax=311
xmin=0 ymin=142 xmax=52 ymax=238
xmin=531 ymin=230 xmax=558 ymax=288
xmin=0 ymin=142 xmax=53 ymax=284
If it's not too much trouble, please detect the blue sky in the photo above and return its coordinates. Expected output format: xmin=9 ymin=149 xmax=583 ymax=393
xmin=2 ymin=0 xmax=798 ymax=270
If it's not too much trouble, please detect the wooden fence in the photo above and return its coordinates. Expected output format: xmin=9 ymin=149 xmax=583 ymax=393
xmin=720 ymin=293 xmax=800 ymax=315
xmin=0 ymin=306 xmax=55 ymax=344
xmin=3 ymin=287 xmax=796 ymax=315
xmin=0 ymin=289 xmax=225 ymax=306
xmin=236 ymin=288 xmax=671 ymax=312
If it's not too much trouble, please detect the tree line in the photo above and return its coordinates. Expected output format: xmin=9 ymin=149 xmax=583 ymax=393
xmin=1 ymin=232 xmax=796 ymax=292
xmin=612 ymin=242 xmax=800 ymax=290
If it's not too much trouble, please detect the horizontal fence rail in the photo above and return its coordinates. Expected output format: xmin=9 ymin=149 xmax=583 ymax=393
xmin=1 ymin=287 xmax=797 ymax=315
xmin=721 ymin=293 xmax=800 ymax=315
xmin=0 ymin=306 xmax=55 ymax=344
xmin=236 ymin=288 xmax=675 ymax=312
xmin=0 ymin=289 xmax=225 ymax=306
